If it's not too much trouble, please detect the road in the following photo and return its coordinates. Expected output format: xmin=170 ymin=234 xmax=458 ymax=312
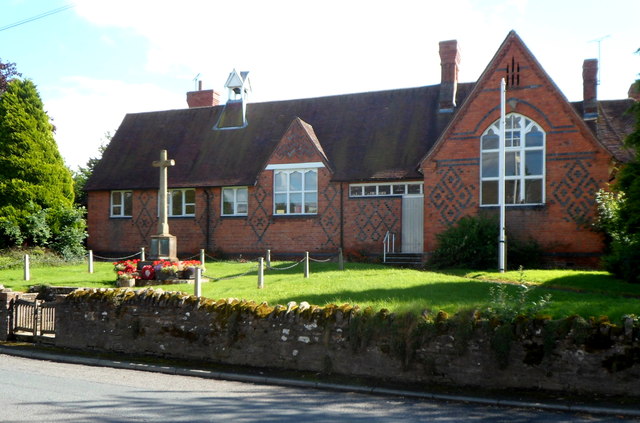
xmin=0 ymin=354 xmax=634 ymax=422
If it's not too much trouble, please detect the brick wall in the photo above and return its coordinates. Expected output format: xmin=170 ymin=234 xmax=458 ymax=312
xmin=53 ymin=288 xmax=640 ymax=397
xmin=421 ymin=36 xmax=610 ymax=264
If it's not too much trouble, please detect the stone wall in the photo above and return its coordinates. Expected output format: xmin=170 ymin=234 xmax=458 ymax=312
xmin=53 ymin=288 xmax=640 ymax=396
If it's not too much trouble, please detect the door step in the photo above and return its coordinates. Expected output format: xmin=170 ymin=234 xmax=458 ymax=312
xmin=383 ymin=253 xmax=424 ymax=266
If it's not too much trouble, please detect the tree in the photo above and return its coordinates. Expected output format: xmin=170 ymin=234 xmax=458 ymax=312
xmin=0 ymin=78 xmax=83 ymax=256
xmin=615 ymin=80 xmax=640 ymax=234
xmin=0 ymin=79 xmax=74 ymax=211
xmin=597 ymin=78 xmax=640 ymax=283
xmin=0 ymin=58 xmax=21 ymax=93
xmin=73 ymin=131 xmax=112 ymax=208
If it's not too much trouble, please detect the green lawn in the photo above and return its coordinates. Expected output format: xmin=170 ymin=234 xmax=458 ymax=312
xmin=1 ymin=260 xmax=638 ymax=321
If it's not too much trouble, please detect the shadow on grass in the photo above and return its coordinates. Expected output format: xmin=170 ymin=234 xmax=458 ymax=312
xmin=268 ymin=281 xmax=494 ymax=314
xmin=539 ymin=273 xmax=640 ymax=298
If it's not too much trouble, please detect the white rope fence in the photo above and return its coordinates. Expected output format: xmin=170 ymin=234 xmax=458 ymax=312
xmin=81 ymin=247 xmax=345 ymax=292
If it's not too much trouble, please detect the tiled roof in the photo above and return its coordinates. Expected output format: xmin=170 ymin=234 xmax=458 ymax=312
xmin=85 ymin=82 xmax=634 ymax=192
xmin=85 ymin=83 xmax=475 ymax=190
xmin=571 ymin=99 xmax=636 ymax=163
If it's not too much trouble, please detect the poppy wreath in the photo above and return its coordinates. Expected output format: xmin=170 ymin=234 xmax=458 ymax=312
xmin=140 ymin=264 xmax=156 ymax=280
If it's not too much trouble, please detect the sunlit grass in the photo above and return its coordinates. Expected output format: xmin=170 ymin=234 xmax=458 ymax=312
xmin=1 ymin=259 xmax=638 ymax=321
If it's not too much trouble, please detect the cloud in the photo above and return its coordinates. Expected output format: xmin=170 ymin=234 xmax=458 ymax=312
xmin=45 ymin=76 xmax=182 ymax=169
xmin=59 ymin=0 xmax=639 ymax=172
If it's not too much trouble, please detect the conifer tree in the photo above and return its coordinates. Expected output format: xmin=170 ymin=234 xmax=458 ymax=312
xmin=0 ymin=78 xmax=75 ymax=245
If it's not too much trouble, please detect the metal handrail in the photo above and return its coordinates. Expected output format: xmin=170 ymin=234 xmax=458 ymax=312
xmin=383 ymin=231 xmax=396 ymax=262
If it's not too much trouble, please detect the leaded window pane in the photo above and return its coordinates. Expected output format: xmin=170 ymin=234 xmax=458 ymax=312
xmin=525 ymin=150 xmax=543 ymax=176
xmin=482 ymin=181 xmax=498 ymax=205
xmin=304 ymin=170 xmax=317 ymax=190
xmin=185 ymin=189 xmax=195 ymax=204
xmin=171 ymin=191 xmax=182 ymax=216
xmin=482 ymin=152 xmax=499 ymax=178
xmin=275 ymin=172 xmax=287 ymax=192
xmin=290 ymin=171 xmax=302 ymax=191
xmin=506 ymin=152 xmax=520 ymax=176
xmin=505 ymin=180 xmax=521 ymax=204
xmin=482 ymin=131 xmax=499 ymax=150
xmin=525 ymin=128 xmax=544 ymax=147
xmin=364 ymin=186 xmax=376 ymax=196
xmin=237 ymin=188 xmax=248 ymax=202
xmin=305 ymin=192 xmax=317 ymax=213
xmin=407 ymin=184 xmax=421 ymax=194
xmin=350 ymin=186 xmax=362 ymax=196
xmin=506 ymin=130 xmax=520 ymax=147
xmin=112 ymin=191 xmax=122 ymax=206
xmin=289 ymin=193 xmax=303 ymax=213
xmin=525 ymin=179 xmax=543 ymax=204
xmin=393 ymin=185 xmax=405 ymax=195
xmin=378 ymin=185 xmax=391 ymax=195
xmin=274 ymin=193 xmax=287 ymax=214
xmin=123 ymin=192 xmax=132 ymax=216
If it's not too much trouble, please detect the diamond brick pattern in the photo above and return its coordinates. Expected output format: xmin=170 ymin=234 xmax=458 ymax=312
xmin=248 ymin=185 xmax=271 ymax=243
xmin=354 ymin=199 xmax=399 ymax=243
xmin=133 ymin=191 xmax=154 ymax=242
xmin=550 ymin=160 xmax=598 ymax=225
xmin=429 ymin=166 xmax=474 ymax=225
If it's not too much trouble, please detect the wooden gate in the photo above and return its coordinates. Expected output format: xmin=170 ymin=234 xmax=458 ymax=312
xmin=12 ymin=298 xmax=56 ymax=343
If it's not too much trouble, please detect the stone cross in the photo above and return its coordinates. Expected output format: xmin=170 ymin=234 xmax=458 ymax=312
xmin=152 ymin=149 xmax=175 ymax=236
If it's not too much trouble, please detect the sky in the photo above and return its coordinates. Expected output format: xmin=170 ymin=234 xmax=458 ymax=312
xmin=1 ymin=0 xmax=638 ymax=170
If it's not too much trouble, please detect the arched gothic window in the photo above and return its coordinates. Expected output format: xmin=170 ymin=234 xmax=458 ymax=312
xmin=480 ymin=113 xmax=545 ymax=205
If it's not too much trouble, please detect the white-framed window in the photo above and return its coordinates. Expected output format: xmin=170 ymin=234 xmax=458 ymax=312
xmin=169 ymin=188 xmax=196 ymax=217
xmin=274 ymin=169 xmax=318 ymax=215
xmin=349 ymin=182 xmax=423 ymax=197
xmin=222 ymin=187 xmax=248 ymax=216
xmin=110 ymin=190 xmax=132 ymax=217
xmin=480 ymin=113 xmax=545 ymax=206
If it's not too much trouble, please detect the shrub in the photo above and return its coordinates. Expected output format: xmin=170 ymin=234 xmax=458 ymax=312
xmin=602 ymin=235 xmax=640 ymax=284
xmin=429 ymin=214 xmax=544 ymax=270
xmin=508 ymin=236 xmax=545 ymax=269
xmin=429 ymin=215 xmax=498 ymax=269
xmin=594 ymin=189 xmax=640 ymax=283
xmin=46 ymin=206 xmax=87 ymax=260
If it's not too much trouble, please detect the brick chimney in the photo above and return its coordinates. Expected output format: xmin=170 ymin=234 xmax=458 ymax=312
xmin=186 ymin=81 xmax=221 ymax=108
xmin=438 ymin=40 xmax=461 ymax=112
xmin=582 ymin=59 xmax=598 ymax=120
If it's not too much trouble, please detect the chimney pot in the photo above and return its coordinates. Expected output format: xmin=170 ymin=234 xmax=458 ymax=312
xmin=439 ymin=40 xmax=461 ymax=112
xmin=582 ymin=59 xmax=598 ymax=119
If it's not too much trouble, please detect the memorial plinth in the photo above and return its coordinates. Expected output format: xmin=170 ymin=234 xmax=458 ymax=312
xmin=148 ymin=149 xmax=179 ymax=262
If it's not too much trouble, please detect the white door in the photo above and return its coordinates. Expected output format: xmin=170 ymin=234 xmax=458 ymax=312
xmin=401 ymin=195 xmax=424 ymax=253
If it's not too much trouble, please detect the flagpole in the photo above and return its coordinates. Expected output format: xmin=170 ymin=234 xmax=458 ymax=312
xmin=499 ymin=78 xmax=507 ymax=273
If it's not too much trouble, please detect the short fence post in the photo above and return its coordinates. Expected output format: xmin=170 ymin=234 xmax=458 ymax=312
xmin=194 ymin=268 xmax=202 ymax=297
xmin=34 ymin=299 xmax=41 ymax=337
xmin=258 ymin=257 xmax=264 ymax=289
xmin=23 ymin=254 xmax=30 ymax=281
xmin=304 ymin=252 xmax=309 ymax=279
xmin=266 ymin=249 xmax=271 ymax=268
xmin=338 ymin=248 xmax=344 ymax=271
xmin=200 ymin=249 xmax=206 ymax=272
xmin=88 ymin=250 xmax=94 ymax=274
xmin=140 ymin=247 xmax=146 ymax=261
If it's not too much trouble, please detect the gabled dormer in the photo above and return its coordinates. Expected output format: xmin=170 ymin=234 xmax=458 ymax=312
xmin=215 ymin=69 xmax=252 ymax=130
